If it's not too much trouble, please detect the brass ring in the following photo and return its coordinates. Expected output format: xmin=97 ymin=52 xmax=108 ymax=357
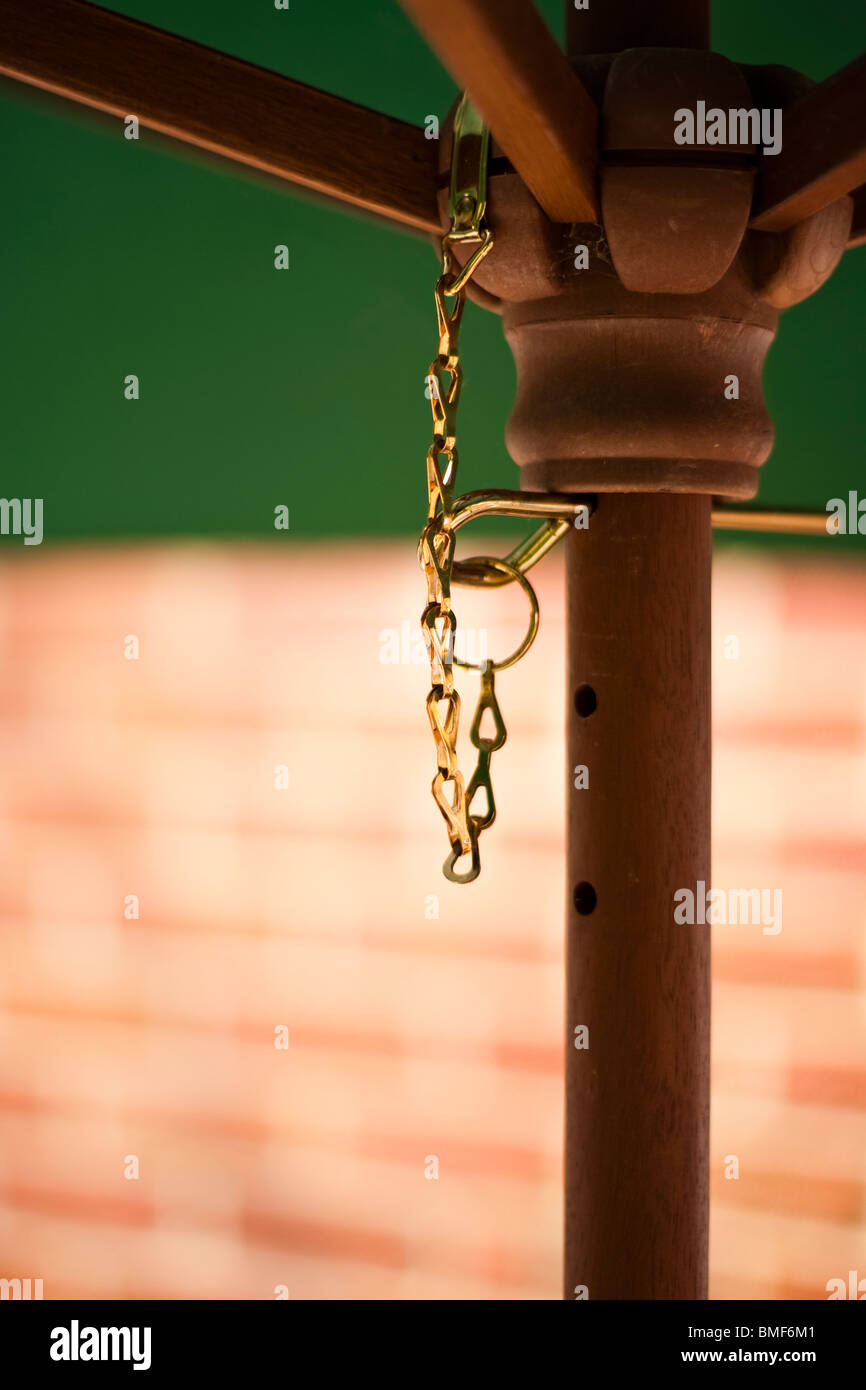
xmin=452 ymin=555 xmax=539 ymax=672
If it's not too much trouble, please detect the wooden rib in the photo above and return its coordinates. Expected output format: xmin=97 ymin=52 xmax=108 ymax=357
xmin=398 ymin=0 xmax=598 ymax=224
xmin=0 ymin=0 xmax=441 ymax=234
xmin=848 ymin=186 xmax=866 ymax=248
xmin=750 ymin=53 xmax=866 ymax=234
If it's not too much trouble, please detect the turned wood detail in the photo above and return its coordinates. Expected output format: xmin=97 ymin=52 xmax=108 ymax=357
xmin=438 ymin=52 xmax=852 ymax=499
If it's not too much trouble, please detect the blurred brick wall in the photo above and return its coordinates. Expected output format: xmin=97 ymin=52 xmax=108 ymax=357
xmin=0 ymin=540 xmax=863 ymax=1300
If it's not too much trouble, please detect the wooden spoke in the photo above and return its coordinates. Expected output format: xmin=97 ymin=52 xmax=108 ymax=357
xmin=750 ymin=53 xmax=866 ymax=234
xmin=0 ymin=0 xmax=441 ymax=234
xmin=398 ymin=0 xmax=599 ymax=224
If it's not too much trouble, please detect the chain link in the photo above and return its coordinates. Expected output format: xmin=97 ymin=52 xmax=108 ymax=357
xmin=420 ymin=228 xmax=517 ymax=884
xmin=419 ymin=247 xmax=471 ymax=878
xmin=418 ymin=96 xmax=587 ymax=883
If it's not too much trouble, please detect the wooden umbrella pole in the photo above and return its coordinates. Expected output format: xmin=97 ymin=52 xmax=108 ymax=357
xmin=564 ymin=496 xmax=711 ymax=1300
xmin=561 ymin=0 xmax=712 ymax=1307
xmin=429 ymin=0 xmax=851 ymax=1300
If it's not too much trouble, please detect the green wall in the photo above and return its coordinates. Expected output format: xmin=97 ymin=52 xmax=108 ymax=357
xmin=0 ymin=0 xmax=863 ymax=541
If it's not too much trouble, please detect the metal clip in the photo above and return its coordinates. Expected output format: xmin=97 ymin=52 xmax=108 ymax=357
xmin=443 ymin=94 xmax=494 ymax=295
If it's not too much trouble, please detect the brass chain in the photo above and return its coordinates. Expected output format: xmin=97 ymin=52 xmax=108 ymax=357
xmin=418 ymin=96 xmax=589 ymax=885
xmin=419 ymin=240 xmax=491 ymax=884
